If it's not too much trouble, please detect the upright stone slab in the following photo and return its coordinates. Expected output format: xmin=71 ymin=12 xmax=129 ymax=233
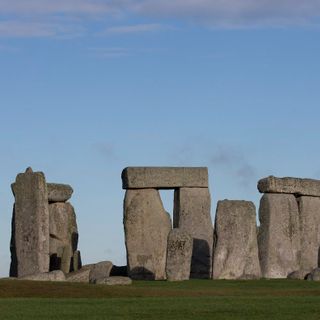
xmin=49 ymin=202 xmax=78 ymax=273
xmin=124 ymin=189 xmax=172 ymax=280
xmin=10 ymin=168 xmax=50 ymax=277
xmin=212 ymin=200 xmax=261 ymax=279
xmin=258 ymin=194 xmax=300 ymax=278
xmin=174 ymin=188 xmax=213 ymax=279
xmin=166 ymin=229 xmax=193 ymax=281
xmin=298 ymin=196 xmax=320 ymax=271
xmin=122 ymin=167 xmax=208 ymax=189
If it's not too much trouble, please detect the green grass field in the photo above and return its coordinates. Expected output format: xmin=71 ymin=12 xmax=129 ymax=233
xmin=1 ymin=279 xmax=320 ymax=319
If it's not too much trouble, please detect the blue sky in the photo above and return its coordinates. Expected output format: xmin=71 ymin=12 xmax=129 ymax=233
xmin=1 ymin=0 xmax=320 ymax=276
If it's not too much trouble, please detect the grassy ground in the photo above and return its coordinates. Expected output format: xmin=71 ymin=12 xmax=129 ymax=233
xmin=1 ymin=279 xmax=320 ymax=319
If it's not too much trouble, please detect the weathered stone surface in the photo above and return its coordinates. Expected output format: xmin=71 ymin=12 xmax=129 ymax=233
xmin=287 ymin=270 xmax=310 ymax=280
xmin=20 ymin=270 xmax=65 ymax=282
xmin=297 ymin=196 xmax=320 ymax=271
xmin=66 ymin=268 xmax=90 ymax=283
xmin=258 ymin=176 xmax=320 ymax=197
xmin=174 ymin=188 xmax=213 ymax=279
xmin=10 ymin=168 xmax=50 ymax=277
xmin=307 ymin=268 xmax=320 ymax=281
xmin=124 ymin=189 xmax=172 ymax=280
xmin=72 ymin=250 xmax=82 ymax=272
xmin=89 ymin=261 xmax=113 ymax=284
xmin=49 ymin=202 xmax=78 ymax=273
xmin=213 ymin=200 xmax=261 ymax=280
xmin=258 ymin=194 xmax=300 ymax=278
xmin=95 ymin=276 xmax=132 ymax=285
xmin=47 ymin=183 xmax=73 ymax=202
xmin=122 ymin=167 xmax=208 ymax=189
xmin=166 ymin=229 xmax=193 ymax=281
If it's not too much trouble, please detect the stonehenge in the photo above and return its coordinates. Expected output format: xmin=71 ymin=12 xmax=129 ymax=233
xmin=5 ymin=167 xmax=320 ymax=283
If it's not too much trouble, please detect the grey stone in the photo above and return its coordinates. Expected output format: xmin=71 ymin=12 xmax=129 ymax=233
xmin=287 ymin=270 xmax=310 ymax=280
xmin=49 ymin=202 xmax=79 ymax=273
xmin=258 ymin=194 xmax=300 ymax=278
xmin=213 ymin=200 xmax=261 ymax=280
xmin=258 ymin=176 xmax=320 ymax=197
xmin=124 ymin=189 xmax=172 ymax=280
xmin=307 ymin=268 xmax=320 ymax=281
xmin=47 ymin=183 xmax=73 ymax=202
xmin=66 ymin=268 xmax=90 ymax=283
xmin=89 ymin=261 xmax=113 ymax=284
xmin=297 ymin=196 xmax=320 ymax=271
xmin=174 ymin=188 xmax=213 ymax=279
xmin=10 ymin=168 xmax=50 ymax=277
xmin=122 ymin=167 xmax=208 ymax=189
xmin=166 ymin=229 xmax=193 ymax=281
xmin=72 ymin=250 xmax=82 ymax=272
xmin=95 ymin=276 xmax=132 ymax=285
xmin=20 ymin=270 xmax=65 ymax=282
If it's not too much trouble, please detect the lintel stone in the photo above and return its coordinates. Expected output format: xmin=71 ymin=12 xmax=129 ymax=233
xmin=122 ymin=167 xmax=208 ymax=189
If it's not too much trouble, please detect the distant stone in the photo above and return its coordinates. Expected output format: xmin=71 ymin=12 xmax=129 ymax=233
xmin=124 ymin=189 xmax=172 ymax=280
xmin=72 ymin=250 xmax=82 ymax=272
xmin=25 ymin=167 xmax=33 ymax=173
xmin=287 ymin=270 xmax=310 ymax=280
xmin=174 ymin=188 xmax=213 ymax=279
xmin=47 ymin=183 xmax=73 ymax=202
xmin=20 ymin=270 xmax=65 ymax=282
xmin=95 ymin=276 xmax=132 ymax=286
xmin=258 ymin=176 xmax=320 ymax=197
xmin=258 ymin=194 xmax=300 ymax=278
xmin=10 ymin=170 xmax=50 ymax=277
xmin=166 ymin=229 xmax=193 ymax=281
xmin=213 ymin=200 xmax=261 ymax=280
xmin=307 ymin=268 xmax=320 ymax=281
xmin=122 ymin=167 xmax=208 ymax=189
xmin=89 ymin=261 xmax=113 ymax=284
xmin=66 ymin=268 xmax=90 ymax=283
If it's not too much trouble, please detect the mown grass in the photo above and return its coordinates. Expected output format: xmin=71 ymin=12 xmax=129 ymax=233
xmin=1 ymin=279 xmax=320 ymax=319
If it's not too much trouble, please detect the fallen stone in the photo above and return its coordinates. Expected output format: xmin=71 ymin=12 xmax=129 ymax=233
xmin=174 ymin=188 xmax=213 ymax=279
xmin=47 ymin=183 xmax=73 ymax=202
xmin=213 ymin=200 xmax=261 ymax=280
xmin=95 ymin=276 xmax=132 ymax=286
xmin=66 ymin=268 xmax=90 ymax=283
xmin=297 ymin=196 xmax=320 ymax=271
xmin=89 ymin=261 xmax=113 ymax=284
xmin=307 ymin=268 xmax=320 ymax=281
xmin=258 ymin=194 xmax=300 ymax=278
xmin=20 ymin=270 xmax=65 ymax=282
xmin=166 ymin=229 xmax=193 ymax=281
xmin=287 ymin=270 xmax=311 ymax=280
xmin=258 ymin=176 xmax=320 ymax=197
xmin=10 ymin=168 xmax=50 ymax=277
xmin=122 ymin=167 xmax=208 ymax=189
xmin=124 ymin=189 xmax=172 ymax=280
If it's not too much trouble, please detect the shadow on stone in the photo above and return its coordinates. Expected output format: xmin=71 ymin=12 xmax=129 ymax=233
xmin=49 ymin=254 xmax=62 ymax=271
xmin=190 ymin=238 xmax=211 ymax=279
xmin=110 ymin=265 xmax=128 ymax=277
xmin=9 ymin=205 xmax=17 ymax=277
xmin=129 ymin=267 xmax=155 ymax=280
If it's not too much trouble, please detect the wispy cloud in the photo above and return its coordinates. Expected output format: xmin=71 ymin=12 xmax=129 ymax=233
xmin=102 ymin=23 xmax=165 ymax=35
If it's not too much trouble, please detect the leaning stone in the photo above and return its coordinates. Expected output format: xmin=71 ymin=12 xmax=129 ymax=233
xmin=95 ymin=276 xmax=132 ymax=286
xmin=213 ymin=200 xmax=261 ymax=280
xmin=66 ymin=269 xmax=90 ymax=283
xmin=297 ymin=196 xmax=320 ymax=271
xmin=307 ymin=268 xmax=320 ymax=281
xmin=89 ymin=261 xmax=113 ymax=284
xmin=287 ymin=270 xmax=311 ymax=280
xmin=258 ymin=176 xmax=320 ymax=197
xmin=258 ymin=194 xmax=300 ymax=278
xmin=166 ymin=229 xmax=193 ymax=281
xmin=174 ymin=188 xmax=213 ymax=279
xmin=124 ymin=189 xmax=172 ymax=280
xmin=20 ymin=270 xmax=65 ymax=282
xmin=122 ymin=167 xmax=208 ymax=189
xmin=10 ymin=168 xmax=50 ymax=277
xmin=47 ymin=183 xmax=73 ymax=202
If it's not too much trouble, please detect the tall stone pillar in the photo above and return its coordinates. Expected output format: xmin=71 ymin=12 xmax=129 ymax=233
xmin=10 ymin=167 xmax=50 ymax=277
xmin=173 ymin=187 xmax=213 ymax=279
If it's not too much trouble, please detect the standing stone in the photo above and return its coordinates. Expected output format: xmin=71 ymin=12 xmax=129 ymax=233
xmin=258 ymin=194 xmax=300 ymax=278
xmin=49 ymin=202 xmax=78 ymax=273
xmin=10 ymin=168 xmax=50 ymax=277
xmin=166 ymin=229 xmax=193 ymax=281
xmin=212 ymin=200 xmax=261 ymax=279
xmin=174 ymin=188 xmax=213 ymax=279
xmin=297 ymin=196 xmax=320 ymax=271
xmin=124 ymin=189 xmax=172 ymax=280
